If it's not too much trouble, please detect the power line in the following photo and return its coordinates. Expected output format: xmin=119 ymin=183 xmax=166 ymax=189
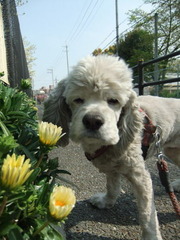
xmin=51 ymin=1 xmax=93 ymax=68
xmin=96 ymin=29 xmax=116 ymax=49
xmin=96 ymin=2 xmax=146 ymax=49
xmin=66 ymin=0 xmax=94 ymax=43
xmin=69 ymin=0 xmax=103 ymax=43
xmin=98 ymin=4 xmax=159 ymax=51
xmin=53 ymin=0 xmax=101 ymax=68
xmin=74 ymin=0 xmax=105 ymax=42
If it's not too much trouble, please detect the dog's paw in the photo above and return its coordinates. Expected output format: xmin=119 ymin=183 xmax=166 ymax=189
xmin=89 ymin=193 xmax=115 ymax=209
xmin=172 ymin=179 xmax=180 ymax=192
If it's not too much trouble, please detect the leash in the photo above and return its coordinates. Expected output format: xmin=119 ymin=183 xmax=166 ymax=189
xmin=154 ymin=127 xmax=180 ymax=217
xmin=140 ymin=109 xmax=180 ymax=216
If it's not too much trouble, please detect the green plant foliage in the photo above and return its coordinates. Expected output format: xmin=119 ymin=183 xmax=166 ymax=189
xmin=0 ymin=83 xmax=73 ymax=239
xmin=20 ymin=78 xmax=32 ymax=90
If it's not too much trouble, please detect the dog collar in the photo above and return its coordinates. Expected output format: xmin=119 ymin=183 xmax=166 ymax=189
xmin=85 ymin=145 xmax=110 ymax=161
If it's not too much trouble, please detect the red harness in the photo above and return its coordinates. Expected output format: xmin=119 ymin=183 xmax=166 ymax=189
xmin=139 ymin=108 xmax=156 ymax=147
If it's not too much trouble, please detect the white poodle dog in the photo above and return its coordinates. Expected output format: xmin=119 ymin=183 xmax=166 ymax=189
xmin=43 ymin=55 xmax=180 ymax=240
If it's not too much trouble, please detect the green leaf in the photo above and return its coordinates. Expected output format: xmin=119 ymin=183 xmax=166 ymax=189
xmin=7 ymin=111 xmax=29 ymax=118
xmin=50 ymin=224 xmax=66 ymax=240
xmin=7 ymin=191 xmax=26 ymax=203
xmin=0 ymin=120 xmax=11 ymax=136
xmin=55 ymin=169 xmax=71 ymax=175
xmin=0 ymin=134 xmax=18 ymax=158
xmin=8 ymin=227 xmax=24 ymax=240
xmin=48 ymin=157 xmax=59 ymax=170
xmin=0 ymin=111 xmax=6 ymax=121
xmin=0 ymin=223 xmax=20 ymax=236
xmin=26 ymin=167 xmax=41 ymax=183
xmin=36 ymin=182 xmax=50 ymax=206
xmin=42 ymin=224 xmax=65 ymax=240
xmin=18 ymin=144 xmax=38 ymax=162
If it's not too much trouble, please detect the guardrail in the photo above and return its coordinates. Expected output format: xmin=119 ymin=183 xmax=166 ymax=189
xmin=133 ymin=50 xmax=180 ymax=95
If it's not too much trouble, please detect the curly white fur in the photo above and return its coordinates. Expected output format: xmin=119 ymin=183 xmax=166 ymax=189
xmin=43 ymin=55 xmax=180 ymax=240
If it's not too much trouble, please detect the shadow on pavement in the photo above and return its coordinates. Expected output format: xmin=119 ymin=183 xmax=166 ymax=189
xmin=65 ymin=193 xmax=139 ymax=228
xmin=66 ymin=232 xmax=126 ymax=240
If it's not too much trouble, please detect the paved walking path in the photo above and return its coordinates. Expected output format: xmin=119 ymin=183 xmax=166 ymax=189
xmin=49 ymin=142 xmax=180 ymax=240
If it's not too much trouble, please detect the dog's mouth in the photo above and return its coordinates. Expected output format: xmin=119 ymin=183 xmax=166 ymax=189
xmin=84 ymin=129 xmax=101 ymax=138
xmin=80 ymin=130 xmax=104 ymax=143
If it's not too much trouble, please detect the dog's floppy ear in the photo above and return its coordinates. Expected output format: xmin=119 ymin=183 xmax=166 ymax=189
xmin=118 ymin=91 xmax=143 ymax=150
xmin=43 ymin=79 xmax=71 ymax=146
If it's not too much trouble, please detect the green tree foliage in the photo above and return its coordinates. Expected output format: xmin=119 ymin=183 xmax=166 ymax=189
xmin=118 ymin=28 xmax=154 ymax=67
xmin=127 ymin=0 xmax=180 ymax=56
xmin=92 ymin=28 xmax=153 ymax=64
xmin=118 ymin=29 xmax=154 ymax=83
xmin=23 ymin=37 xmax=36 ymax=78
xmin=128 ymin=0 xmax=180 ymax=82
xmin=92 ymin=28 xmax=154 ymax=84
xmin=92 ymin=48 xmax=103 ymax=56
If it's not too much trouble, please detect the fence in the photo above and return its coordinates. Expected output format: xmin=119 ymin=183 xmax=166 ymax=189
xmin=133 ymin=50 xmax=180 ymax=96
xmin=0 ymin=0 xmax=30 ymax=93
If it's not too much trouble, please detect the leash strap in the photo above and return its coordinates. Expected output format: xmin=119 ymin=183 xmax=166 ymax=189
xmin=151 ymin=126 xmax=180 ymax=217
xmin=157 ymin=157 xmax=180 ymax=217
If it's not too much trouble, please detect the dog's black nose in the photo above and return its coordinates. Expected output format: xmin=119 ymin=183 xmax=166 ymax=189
xmin=83 ymin=113 xmax=104 ymax=130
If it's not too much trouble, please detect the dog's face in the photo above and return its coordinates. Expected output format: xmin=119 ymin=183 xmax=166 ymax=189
xmin=63 ymin=55 xmax=134 ymax=150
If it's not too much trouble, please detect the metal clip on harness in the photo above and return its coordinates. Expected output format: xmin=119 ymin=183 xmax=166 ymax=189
xmin=154 ymin=126 xmax=180 ymax=217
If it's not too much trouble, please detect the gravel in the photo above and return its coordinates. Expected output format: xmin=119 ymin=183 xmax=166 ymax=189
xmin=49 ymin=142 xmax=180 ymax=240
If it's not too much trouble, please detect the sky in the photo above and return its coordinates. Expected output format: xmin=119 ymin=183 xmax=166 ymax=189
xmin=17 ymin=0 xmax=152 ymax=90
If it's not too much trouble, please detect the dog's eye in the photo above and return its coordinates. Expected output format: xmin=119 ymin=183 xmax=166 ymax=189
xmin=107 ymin=98 xmax=119 ymax=105
xmin=73 ymin=98 xmax=84 ymax=104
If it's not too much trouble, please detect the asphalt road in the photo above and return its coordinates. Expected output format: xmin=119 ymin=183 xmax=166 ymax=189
xmin=49 ymin=142 xmax=180 ymax=240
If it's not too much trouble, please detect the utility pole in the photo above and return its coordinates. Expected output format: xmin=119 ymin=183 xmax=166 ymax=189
xmin=154 ymin=13 xmax=159 ymax=95
xmin=47 ymin=68 xmax=54 ymax=87
xmin=65 ymin=45 xmax=70 ymax=75
xmin=115 ymin=0 xmax=119 ymax=56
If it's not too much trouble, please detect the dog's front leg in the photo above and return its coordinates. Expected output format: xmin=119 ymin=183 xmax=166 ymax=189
xmin=126 ymin=166 xmax=162 ymax=240
xmin=89 ymin=172 xmax=121 ymax=209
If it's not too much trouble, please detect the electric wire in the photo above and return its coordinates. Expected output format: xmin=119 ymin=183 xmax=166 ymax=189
xmin=53 ymin=0 xmax=101 ymax=70
xmin=98 ymin=4 xmax=159 ymax=52
xmin=53 ymin=1 xmax=159 ymax=82
xmin=67 ymin=0 xmax=95 ymax=43
xmin=70 ymin=0 xmax=104 ymax=42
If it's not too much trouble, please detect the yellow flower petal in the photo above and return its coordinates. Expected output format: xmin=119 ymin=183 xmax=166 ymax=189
xmin=38 ymin=121 xmax=63 ymax=146
xmin=0 ymin=154 xmax=33 ymax=189
xmin=49 ymin=186 xmax=76 ymax=220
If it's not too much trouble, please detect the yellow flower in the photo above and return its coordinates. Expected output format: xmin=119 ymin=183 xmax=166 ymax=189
xmin=33 ymin=106 xmax=38 ymax=111
xmin=49 ymin=186 xmax=76 ymax=220
xmin=1 ymin=154 xmax=33 ymax=189
xmin=38 ymin=121 xmax=63 ymax=146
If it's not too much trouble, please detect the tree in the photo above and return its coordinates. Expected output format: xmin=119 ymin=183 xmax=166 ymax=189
xmin=92 ymin=48 xmax=103 ymax=56
xmin=15 ymin=0 xmax=28 ymax=6
xmin=127 ymin=0 xmax=180 ymax=81
xmin=23 ymin=37 xmax=36 ymax=78
xmin=92 ymin=28 xmax=154 ymax=83
xmin=127 ymin=0 xmax=180 ymax=56
xmin=118 ymin=28 xmax=154 ymax=67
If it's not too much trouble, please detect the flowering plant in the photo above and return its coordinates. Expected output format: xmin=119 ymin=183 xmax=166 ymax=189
xmin=0 ymin=83 xmax=76 ymax=239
